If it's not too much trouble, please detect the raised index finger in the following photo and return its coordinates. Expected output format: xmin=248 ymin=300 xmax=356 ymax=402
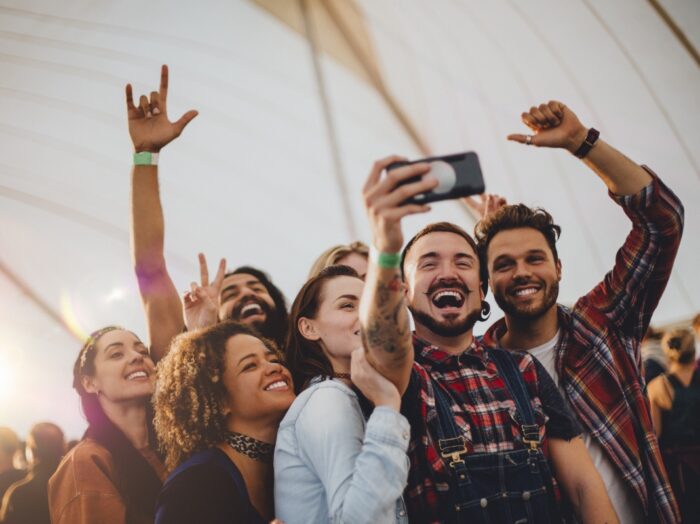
xmin=159 ymin=64 xmax=169 ymax=107
xmin=198 ymin=252 xmax=209 ymax=287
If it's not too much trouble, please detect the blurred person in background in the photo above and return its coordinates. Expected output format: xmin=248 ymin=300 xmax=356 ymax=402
xmin=48 ymin=326 xmax=166 ymax=524
xmin=275 ymin=265 xmax=409 ymax=523
xmin=0 ymin=428 xmax=24 ymax=503
xmin=307 ymin=242 xmax=369 ymax=279
xmin=693 ymin=314 xmax=700 ymax=365
xmin=0 ymin=422 xmax=64 ymax=524
xmin=642 ymin=327 xmax=668 ymax=384
xmin=154 ymin=322 xmax=294 ymax=524
xmin=648 ymin=329 xmax=700 ymax=522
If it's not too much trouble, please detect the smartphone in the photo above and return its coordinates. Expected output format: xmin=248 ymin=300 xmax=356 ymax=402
xmin=387 ymin=152 xmax=485 ymax=205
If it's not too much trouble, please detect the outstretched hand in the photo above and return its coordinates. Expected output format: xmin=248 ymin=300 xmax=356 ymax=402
xmin=507 ymin=100 xmax=588 ymax=154
xmin=183 ymin=253 xmax=226 ymax=331
xmin=126 ymin=65 xmax=198 ymax=153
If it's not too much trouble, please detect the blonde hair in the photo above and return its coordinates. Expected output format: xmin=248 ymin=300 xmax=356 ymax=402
xmin=154 ymin=321 xmax=280 ymax=470
xmin=307 ymin=241 xmax=369 ymax=279
xmin=661 ymin=328 xmax=696 ymax=365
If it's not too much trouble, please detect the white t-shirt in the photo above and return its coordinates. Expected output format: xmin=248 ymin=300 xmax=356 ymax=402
xmin=525 ymin=332 xmax=645 ymax=524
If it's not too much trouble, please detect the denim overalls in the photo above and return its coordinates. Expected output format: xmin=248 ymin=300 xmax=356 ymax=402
xmin=432 ymin=349 xmax=562 ymax=523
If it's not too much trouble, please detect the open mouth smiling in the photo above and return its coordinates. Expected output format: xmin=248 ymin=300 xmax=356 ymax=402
xmin=125 ymin=370 xmax=149 ymax=381
xmin=431 ymin=290 xmax=466 ymax=309
xmin=263 ymin=379 xmax=289 ymax=392
xmin=509 ymin=284 xmax=541 ymax=298
xmin=239 ymin=303 xmax=264 ymax=319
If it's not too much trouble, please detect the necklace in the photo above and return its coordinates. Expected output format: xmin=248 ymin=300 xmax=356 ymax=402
xmin=225 ymin=432 xmax=274 ymax=463
xmin=333 ymin=372 xmax=352 ymax=380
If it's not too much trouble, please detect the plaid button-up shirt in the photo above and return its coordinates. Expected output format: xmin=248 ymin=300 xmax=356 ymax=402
xmin=402 ymin=336 xmax=553 ymax=523
xmin=484 ymin=170 xmax=683 ymax=523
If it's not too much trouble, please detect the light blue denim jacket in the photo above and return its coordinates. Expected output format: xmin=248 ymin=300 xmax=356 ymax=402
xmin=274 ymin=378 xmax=410 ymax=524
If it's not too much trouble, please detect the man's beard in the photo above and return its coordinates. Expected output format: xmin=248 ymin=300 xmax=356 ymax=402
xmin=225 ymin=298 xmax=276 ymax=336
xmin=494 ymin=278 xmax=559 ymax=320
xmin=409 ymin=305 xmax=481 ymax=338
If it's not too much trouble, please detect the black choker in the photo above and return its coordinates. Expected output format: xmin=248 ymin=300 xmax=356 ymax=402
xmin=225 ymin=432 xmax=274 ymax=463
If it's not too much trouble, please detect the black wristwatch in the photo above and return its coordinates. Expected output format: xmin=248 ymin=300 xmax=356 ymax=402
xmin=573 ymin=128 xmax=600 ymax=159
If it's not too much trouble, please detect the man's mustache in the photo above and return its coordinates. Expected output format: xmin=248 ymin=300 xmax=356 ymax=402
xmin=424 ymin=279 xmax=471 ymax=296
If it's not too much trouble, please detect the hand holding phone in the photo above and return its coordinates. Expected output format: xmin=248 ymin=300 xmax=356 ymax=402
xmin=387 ymin=152 xmax=485 ymax=205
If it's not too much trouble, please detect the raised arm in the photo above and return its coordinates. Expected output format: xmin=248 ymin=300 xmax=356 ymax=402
xmin=127 ymin=65 xmax=198 ymax=361
xmin=507 ymin=100 xmax=650 ymax=195
xmin=359 ymin=156 xmax=437 ymax=394
xmin=508 ymin=101 xmax=683 ymax=338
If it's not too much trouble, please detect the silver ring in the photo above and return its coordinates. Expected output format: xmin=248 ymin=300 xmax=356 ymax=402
xmin=525 ymin=135 xmax=533 ymax=145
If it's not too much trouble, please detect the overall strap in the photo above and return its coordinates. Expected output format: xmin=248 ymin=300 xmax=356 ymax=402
xmin=489 ymin=349 xmax=540 ymax=451
xmin=429 ymin=375 xmax=472 ymax=522
xmin=431 ymin=377 xmax=469 ymax=466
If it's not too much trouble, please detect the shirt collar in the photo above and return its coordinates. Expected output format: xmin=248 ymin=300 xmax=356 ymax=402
xmin=482 ymin=305 xmax=572 ymax=348
xmin=412 ymin=332 xmax=487 ymax=368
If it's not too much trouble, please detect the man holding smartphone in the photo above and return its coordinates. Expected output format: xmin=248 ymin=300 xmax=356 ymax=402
xmin=359 ymin=156 xmax=619 ymax=522
xmin=477 ymin=101 xmax=683 ymax=523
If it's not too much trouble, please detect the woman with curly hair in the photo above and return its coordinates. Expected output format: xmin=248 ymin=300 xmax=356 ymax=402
xmin=153 ymin=321 xmax=294 ymax=524
xmin=48 ymin=326 xmax=166 ymax=524
xmin=274 ymin=265 xmax=410 ymax=523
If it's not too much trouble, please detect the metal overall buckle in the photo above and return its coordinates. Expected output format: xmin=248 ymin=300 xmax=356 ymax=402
xmin=521 ymin=423 xmax=541 ymax=464
xmin=439 ymin=436 xmax=468 ymax=468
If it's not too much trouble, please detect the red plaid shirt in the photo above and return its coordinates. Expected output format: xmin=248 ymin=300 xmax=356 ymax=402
xmin=484 ymin=170 xmax=683 ymax=523
xmin=401 ymin=335 xmax=551 ymax=523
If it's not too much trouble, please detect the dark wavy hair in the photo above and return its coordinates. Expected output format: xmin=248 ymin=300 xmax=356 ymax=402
xmin=285 ymin=265 xmax=361 ymax=393
xmin=228 ymin=266 xmax=289 ymax=349
xmin=73 ymin=326 xmax=162 ymax=522
xmin=474 ymin=204 xmax=562 ymax=265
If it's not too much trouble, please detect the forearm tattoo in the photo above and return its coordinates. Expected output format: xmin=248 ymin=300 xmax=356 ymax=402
xmin=363 ymin=273 xmax=409 ymax=355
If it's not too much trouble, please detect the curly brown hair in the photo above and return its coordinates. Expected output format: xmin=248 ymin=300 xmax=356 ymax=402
xmin=153 ymin=321 xmax=281 ymax=470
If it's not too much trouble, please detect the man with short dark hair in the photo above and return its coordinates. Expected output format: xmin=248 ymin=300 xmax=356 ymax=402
xmin=125 ymin=66 xmax=288 ymax=359
xmin=0 ymin=423 xmax=65 ymax=524
xmin=477 ymin=101 xmax=683 ymax=523
xmin=359 ymin=151 xmax=618 ymax=522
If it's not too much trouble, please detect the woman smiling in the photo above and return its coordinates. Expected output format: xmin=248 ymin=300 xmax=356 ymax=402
xmin=153 ymin=321 xmax=294 ymax=524
xmin=48 ymin=326 xmax=166 ymax=524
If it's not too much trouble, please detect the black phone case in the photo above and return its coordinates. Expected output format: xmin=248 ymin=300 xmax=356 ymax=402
xmin=387 ymin=152 xmax=485 ymax=205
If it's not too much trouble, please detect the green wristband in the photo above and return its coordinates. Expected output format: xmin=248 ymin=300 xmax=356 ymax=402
xmin=370 ymin=247 xmax=401 ymax=269
xmin=133 ymin=151 xmax=159 ymax=166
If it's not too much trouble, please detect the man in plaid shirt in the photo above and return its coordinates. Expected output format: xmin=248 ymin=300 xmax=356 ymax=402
xmin=358 ymin=103 xmax=621 ymax=521
xmin=478 ymin=101 xmax=683 ymax=523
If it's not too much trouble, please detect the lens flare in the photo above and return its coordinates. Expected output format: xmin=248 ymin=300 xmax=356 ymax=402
xmin=59 ymin=293 xmax=88 ymax=341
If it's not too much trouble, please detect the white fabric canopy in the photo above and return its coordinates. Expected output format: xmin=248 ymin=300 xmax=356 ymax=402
xmin=1 ymin=0 xmax=698 ymax=438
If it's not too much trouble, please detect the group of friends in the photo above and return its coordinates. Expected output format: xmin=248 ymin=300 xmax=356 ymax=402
xmin=5 ymin=64 xmax=695 ymax=523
